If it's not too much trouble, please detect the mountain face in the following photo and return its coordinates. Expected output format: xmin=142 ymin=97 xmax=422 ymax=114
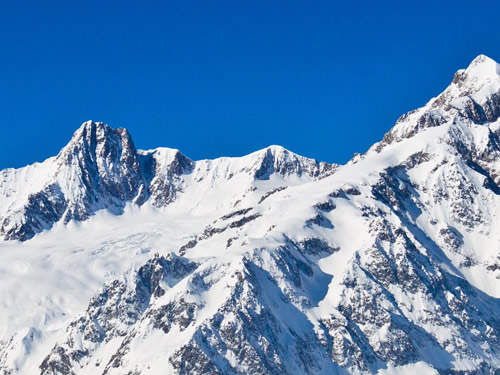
xmin=371 ymin=55 xmax=500 ymax=153
xmin=0 ymin=123 xmax=335 ymax=241
xmin=1 ymin=55 xmax=500 ymax=375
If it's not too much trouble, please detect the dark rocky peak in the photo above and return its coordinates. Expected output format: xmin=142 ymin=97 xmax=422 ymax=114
xmin=0 ymin=122 xmax=153 ymax=241
xmin=57 ymin=121 xmax=139 ymax=169
xmin=56 ymin=121 xmax=144 ymax=205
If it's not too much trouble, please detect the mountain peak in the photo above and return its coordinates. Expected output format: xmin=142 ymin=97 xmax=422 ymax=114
xmin=263 ymin=144 xmax=287 ymax=153
xmin=452 ymin=54 xmax=500 ymax=88
xmin=5 ymin=59 xmax=500 ymax=375
xmin=0 ymin=122 xmax=334 ymax=240
xmin=59 ymin=121 xmax=136 ymax=162
xmin=254 ymin=145 xmax=293 ymax=159
xmin=467 ymin=54 xmax=498 ymax=70
xmin=369 ymin=55 xmax=500 ymax=154
xmin=249 ymin=144 xmax=336 ymax=180
xmin=73 ymin=120 xmax=109 ymax=137
xmin=69 ymin=120 xmax=131 ymax=145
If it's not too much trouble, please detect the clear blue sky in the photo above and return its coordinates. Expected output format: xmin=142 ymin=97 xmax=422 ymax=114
xmin=1 ymin=1 xmax=499 ymax=169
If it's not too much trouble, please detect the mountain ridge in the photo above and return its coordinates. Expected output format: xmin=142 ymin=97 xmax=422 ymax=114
xmin=1 ymin=54 xmax=500 ymax=374
xmin=366 ymin=53 xmax=500 ymax=156
xmin=0 ymin=121 xmax=337 ymax=241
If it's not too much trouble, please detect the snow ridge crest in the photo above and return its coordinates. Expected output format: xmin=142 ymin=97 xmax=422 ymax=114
xmin=0 ymin=123 xmax=335 ymax=241
xmin=369 ymin=54 xmax=500 ymax=154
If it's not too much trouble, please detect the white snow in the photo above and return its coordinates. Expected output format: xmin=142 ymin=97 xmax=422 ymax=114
xmin=2 ymin=55 xmax=500 ymax=374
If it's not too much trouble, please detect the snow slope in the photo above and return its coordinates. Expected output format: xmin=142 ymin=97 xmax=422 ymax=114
xmin=0 ymin=122 xmax=335 ymax=241
xmin=2 ymin=55 xmax=500 ymax=374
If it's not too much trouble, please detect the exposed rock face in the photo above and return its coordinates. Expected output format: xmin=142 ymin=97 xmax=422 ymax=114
xmin=251 ymin=145 xmax=335 ymax=180
xmin=371 ymin=54 xmax=500 ymax=153
xmin=139 ymin=148 xmax=194 ymax=207
xmin=40 ymin=254 xmax=198 ymax=375
xmin=40 ymin=247 xmax=343 ymax=375
xmin=1 ymin=122 xmax=148 ymax=241
xmin=57 ymin=122 xmax=145 ymax=219
xmin=1 ymin=184 xmax=68 ymax=241
xmin=0 ymin=123 xmax=335 ymax=241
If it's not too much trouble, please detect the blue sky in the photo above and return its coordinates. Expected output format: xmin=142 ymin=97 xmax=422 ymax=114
xmin=1 ymin=1 xmax=499 ymax=168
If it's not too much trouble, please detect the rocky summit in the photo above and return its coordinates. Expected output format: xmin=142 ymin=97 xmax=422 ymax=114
xmin=1 ymin=55 xmax=500 ymax=374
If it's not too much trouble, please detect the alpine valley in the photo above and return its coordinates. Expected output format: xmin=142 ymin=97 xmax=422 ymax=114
xmin=1 ymin=55 xmax=500 ymax=375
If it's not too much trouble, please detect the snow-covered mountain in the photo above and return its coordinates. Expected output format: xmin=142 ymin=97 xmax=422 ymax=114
xmin=0 ymin=123 xmax=335 ymax=241
xmin=2 ymin=54 xmax=500 ymax=375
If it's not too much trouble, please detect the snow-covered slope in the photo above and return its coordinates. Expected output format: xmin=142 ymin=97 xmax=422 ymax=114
xmin=2 ymin=55 xmax=500 ymax=375
xmin=0 ymin=123 xmax=335 ymax=241
xmin=369 ymin=54 xmax=500 ymax=154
